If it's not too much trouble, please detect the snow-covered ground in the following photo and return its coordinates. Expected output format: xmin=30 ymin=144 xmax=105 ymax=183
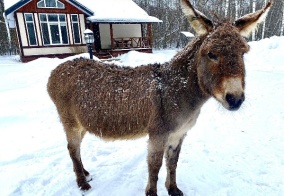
xmin=0 ymin=36 xmax=284 ymax=196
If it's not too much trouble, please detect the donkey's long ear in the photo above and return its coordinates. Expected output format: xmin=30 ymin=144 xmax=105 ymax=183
xmin=234 ymin=2 xmax=273 ymax=37
xmin=180 ymin=0 xmax=213 ymax=35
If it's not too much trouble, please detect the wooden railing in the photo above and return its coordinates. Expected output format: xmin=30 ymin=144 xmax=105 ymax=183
xmin=112 ymin=37 xmax=150 ymax=49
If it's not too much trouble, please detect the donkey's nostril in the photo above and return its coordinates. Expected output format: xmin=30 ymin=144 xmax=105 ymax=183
xmin=226 ymin=94 xmax=235 ymax=104
xmin=225 ymin=93 xmax=244 ymax=111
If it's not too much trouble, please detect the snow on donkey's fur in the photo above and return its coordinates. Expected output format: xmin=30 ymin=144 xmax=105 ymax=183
xmin=47 ymin=0 xmax=272 ymax=195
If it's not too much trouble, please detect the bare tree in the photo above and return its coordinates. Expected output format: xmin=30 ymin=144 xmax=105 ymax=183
xmin=0 ymin=0 xmax=9 ymax=55
xmin=2 ymin=0 xmax=283 ymax=52
xmin=262 ymin=0 xmax=267 ymax=39
xmin=251 ymin=0 xmax=256 ymax=40
xmin=280 ymin=0 xmax=284 ymax=36
xmin=225 ymin=0 xmax=229 ymax=16
xmin=0 ymin=0 xmax=19 ymax=55
xmin=235 ymin=0 xmax=239 ymax=19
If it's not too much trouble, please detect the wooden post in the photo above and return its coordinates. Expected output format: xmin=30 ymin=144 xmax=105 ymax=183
xmin=110 ymin=23 xmax=114 ymax=49
xmin=140 ymin=24 xmax=143 ymax=48
xmin=89 ymin=22 xmax=95 ymax=50
xmin=93 ymin=23 xmax=101 ymax=51
xmin=147 ymin=23 xmax=152 ymax=48
xmin=141 ymin=24 xmax=144 ymax=37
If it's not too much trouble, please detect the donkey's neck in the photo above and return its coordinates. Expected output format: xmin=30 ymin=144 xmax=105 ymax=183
xmin=161 ymin=37 xmax=209 ymax=120
xmin=170 ymin=37 xmax=203 ymax=72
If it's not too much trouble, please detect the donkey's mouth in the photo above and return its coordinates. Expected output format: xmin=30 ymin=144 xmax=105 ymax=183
xmin=227 ymin=102 xmax=243 ymax=111
xmin=214 ymin=92 xmax=245 ymax=111
xmin=217 ymin=93 xmax=245 ymax=111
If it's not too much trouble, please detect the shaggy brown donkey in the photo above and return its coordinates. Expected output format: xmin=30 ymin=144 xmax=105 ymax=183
xmin=47 ymin=0 xmax=272 ymax=195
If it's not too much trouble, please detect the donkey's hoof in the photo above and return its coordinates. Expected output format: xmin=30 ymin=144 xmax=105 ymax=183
xmin=145 ymin=190 xmax=158 ymax=196
xmin=79 ymin=181 xmax=91 ymax=191
xmin=83 ymin=169 xmax=90 ymax=176
xmin=168 ymin=187 xmax=183 ymax=196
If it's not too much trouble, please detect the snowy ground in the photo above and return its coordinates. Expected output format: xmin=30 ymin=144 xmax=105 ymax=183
xmin=0 ymin=36 xmax=284 ymax=196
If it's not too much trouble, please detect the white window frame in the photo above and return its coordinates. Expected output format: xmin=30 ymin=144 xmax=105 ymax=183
xmin=24 ymin=13 xmax=38 ymax=46
xmin=37 ymin=0 xmax=65 ymax=9
xmin=39 ymin=13 xmax=69 ymax=46
xmin=71 ymin=14 xmax=81 ymax=44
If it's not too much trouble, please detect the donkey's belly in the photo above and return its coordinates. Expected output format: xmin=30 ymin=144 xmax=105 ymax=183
xmin=87 ymin=115 xmax=149 ymax=140
xmin=76 ymin=103 xmax=151 ymax=140
xmin=91 ymin=127 xmax=149 ymax=141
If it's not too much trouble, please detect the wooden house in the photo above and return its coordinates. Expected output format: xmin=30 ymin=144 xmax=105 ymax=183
xmin=4 ymin=0 xmax=161 ymax=62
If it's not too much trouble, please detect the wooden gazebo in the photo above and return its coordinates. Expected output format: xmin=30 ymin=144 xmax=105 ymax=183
xmin=81 ymin=0 xmax=162 ymax=58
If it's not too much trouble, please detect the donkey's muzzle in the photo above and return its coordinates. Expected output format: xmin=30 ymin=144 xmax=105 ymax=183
xmin=225 ymin=93 xmax=245 ymax=111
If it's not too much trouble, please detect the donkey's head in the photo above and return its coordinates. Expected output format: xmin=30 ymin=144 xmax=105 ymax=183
xmin=181 ymin=0 xmax=272 ymax=111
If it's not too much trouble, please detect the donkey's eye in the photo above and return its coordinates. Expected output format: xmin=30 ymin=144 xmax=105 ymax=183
xmin=208 ymin=52 xmax=218 ymax=61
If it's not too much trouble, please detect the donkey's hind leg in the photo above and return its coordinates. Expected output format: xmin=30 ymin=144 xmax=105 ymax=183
xmin=65 ymin=123 xmax=91 ymax=191
xmin=77 ymin=129 xmax=90 ymax=177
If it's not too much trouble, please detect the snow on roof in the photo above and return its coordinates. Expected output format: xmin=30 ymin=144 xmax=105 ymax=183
xmin=3 ymin=0 xmax=19 ymax=10
xmin=80 ymin=0 xmax=162 ymax=23
xmin=4 ymin=0 xmax=161 ymax=23
xmin=181 ymin=31 xmax=195 ymax=37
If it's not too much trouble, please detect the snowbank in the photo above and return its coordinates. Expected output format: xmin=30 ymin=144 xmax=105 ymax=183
xmin=0 ymin=36 xmax=284 ymax=196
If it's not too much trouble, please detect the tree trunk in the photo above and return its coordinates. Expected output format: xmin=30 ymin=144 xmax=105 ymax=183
xmin=235 ymin=0 xmax=239 ymax=19
xmin=280 ymin=1 xmax=284 ymax=36
xmin=262 ymin=0 xmax=267 ymax=39
xmin=0 ymin=0 xmax=9 ymax=55
xmin=225 ymin=0 xmax=229 ymax=17
xmin=252 ymin=0 xmax=256 ymax=40
xmin=3 ymin=13 xmax=11 ymax=54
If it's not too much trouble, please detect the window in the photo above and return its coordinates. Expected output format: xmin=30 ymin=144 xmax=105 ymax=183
xmin=24 ymin=13 xmax=37 ymax=46
xmin=40 ymin=14 xmax=69 ymax=45
xmin=37 ymin=0 xmax=65 ymax=9
xmin=71 ymin=14 xmax=81 ymax=44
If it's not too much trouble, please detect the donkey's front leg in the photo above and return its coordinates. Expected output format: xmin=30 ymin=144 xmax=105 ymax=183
xmin=145 ymin=134 xmax=167 ymax=196
xmin=165 ymin=133 xmax=185 ymax=196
